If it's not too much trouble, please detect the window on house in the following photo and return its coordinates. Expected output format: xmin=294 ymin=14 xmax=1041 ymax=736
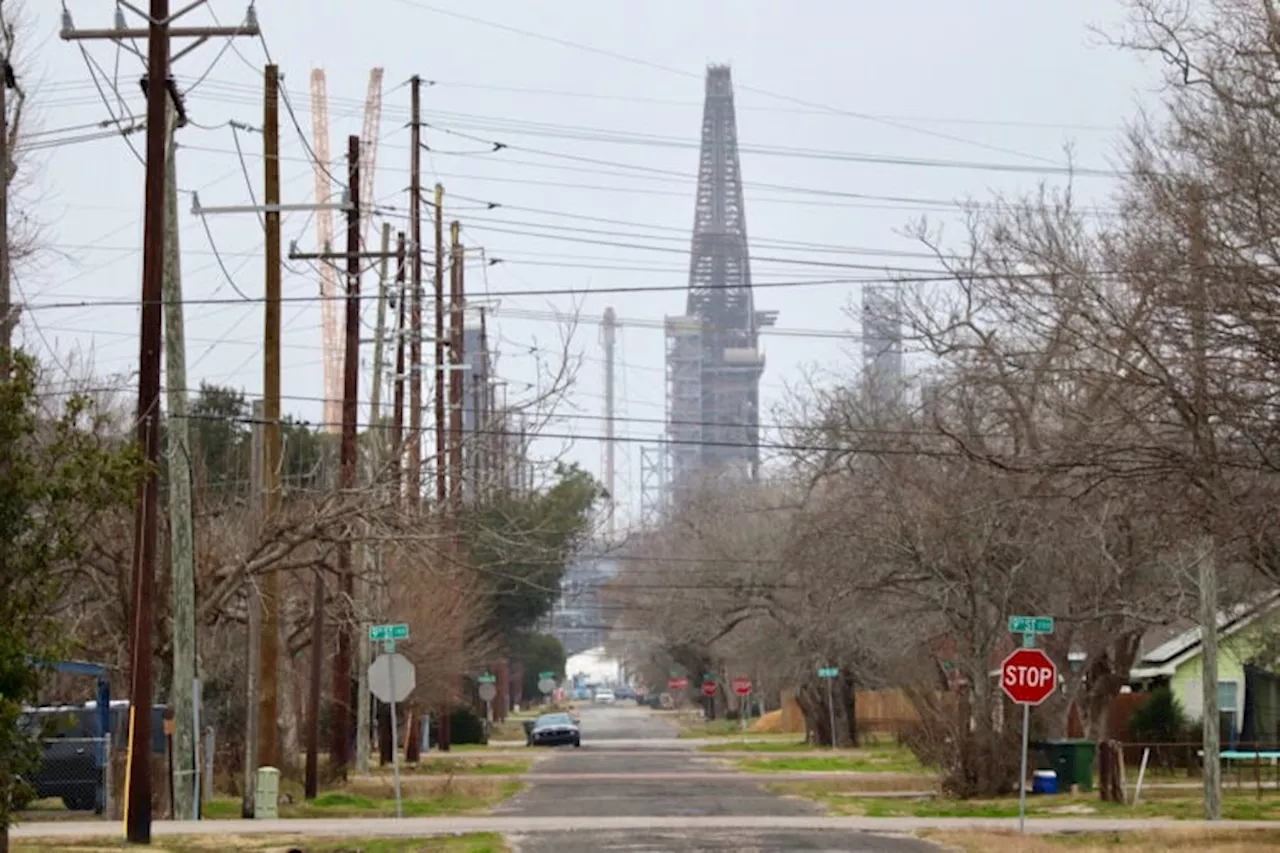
xmin=1218 ymin=681 xmax=1239 ymax=746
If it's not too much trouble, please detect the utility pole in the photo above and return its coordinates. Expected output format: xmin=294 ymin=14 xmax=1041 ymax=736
xmin=434 ymin=185 xmax=446 ymax=509
xmin=392 ymin=233 xmax=408 ymax=496
xmin=355 ymin=222 xmax=393 ymax=775
xmin=331 ymin=135 xmax=362 ymax=776
xmin=437 ymin=220 xmax=466 ymax=754
xmin=449 ymin=220 xmax=465 ymax=512
xmin=242 ymin=399 xmax=264 ymax=818
xmin=1189 ymin=185 xmax=1222 ymax=821
xmin=259 ymin=61 xmax=283 ymax=778
xmin=160 ymin=90 xmax=198 ymax=822
xmin=60 ymin=4 xmax=260 ymax=840
xmin=408 ymin=76 xmax=424 ymax=511
xmin=602 ymin=306 xmax=617 ymax=539
xmin=0 ymin=38 xmax=19 ymax=353
xmin=479 ymin=308 xmax=491 ymax=501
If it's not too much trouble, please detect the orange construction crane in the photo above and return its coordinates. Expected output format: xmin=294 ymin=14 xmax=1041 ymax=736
xmin=309 ymin=68 xmax=343 ymax=433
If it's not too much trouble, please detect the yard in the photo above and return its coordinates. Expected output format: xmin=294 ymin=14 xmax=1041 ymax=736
xmin=926 ymin=829 xmax=1280 ymax=853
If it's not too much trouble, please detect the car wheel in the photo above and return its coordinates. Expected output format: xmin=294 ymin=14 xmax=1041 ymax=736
xmin=63 ymin=792 xmax=96 ymax=812
xmin=573 ymin=738 xmax=581 ymax=748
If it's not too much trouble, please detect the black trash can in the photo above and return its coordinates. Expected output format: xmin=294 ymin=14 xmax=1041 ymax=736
xmin=523 ymin=719 xmax=535 ymax=745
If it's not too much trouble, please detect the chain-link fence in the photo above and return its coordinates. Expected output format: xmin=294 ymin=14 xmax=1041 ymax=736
xmin=19 ymin=736 xmax=111 ymax=817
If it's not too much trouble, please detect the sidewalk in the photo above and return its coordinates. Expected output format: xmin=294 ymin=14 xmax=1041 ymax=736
xmin=14 ymin=814 xmax=1280 ymax=839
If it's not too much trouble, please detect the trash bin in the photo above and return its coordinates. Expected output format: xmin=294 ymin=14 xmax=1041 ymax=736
xmin=1041 ymin=740 xmax=1095 ymax=792
xmin=522 ymin=719 xmax=535 ymax=745
xmin=255 ymin=766 xmax=279 ymax=819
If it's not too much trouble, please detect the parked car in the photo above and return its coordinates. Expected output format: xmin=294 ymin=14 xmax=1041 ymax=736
xmin=594 ymin=688 xmax=615 ymax=704
xmin=528 ymin=713 xmax=580 ymax=748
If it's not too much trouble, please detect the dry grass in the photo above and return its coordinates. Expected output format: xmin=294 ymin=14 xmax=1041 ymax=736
xmin=927 ymin=828 xmax=1280 ymax=853
xmin=13 ymin=834 xmax=508 ymax=853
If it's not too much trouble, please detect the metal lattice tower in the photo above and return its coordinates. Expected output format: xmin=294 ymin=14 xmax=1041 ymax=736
xmin=666 ymin=66 xmax=776 ymax=496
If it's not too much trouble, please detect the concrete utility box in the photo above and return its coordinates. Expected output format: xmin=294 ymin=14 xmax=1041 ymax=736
xmin=254 ymin=767 xmax=279 ymax=819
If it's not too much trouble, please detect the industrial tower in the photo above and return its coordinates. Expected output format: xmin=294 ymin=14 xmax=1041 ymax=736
xmin=861 ymin=284 xmax=904 ymax=405
xmin=665 ymin=65 xmax=776 ymax=496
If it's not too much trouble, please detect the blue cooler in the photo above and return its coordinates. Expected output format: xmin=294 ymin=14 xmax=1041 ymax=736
xmin=1032 ymin=770 xmax=1058 ymax=794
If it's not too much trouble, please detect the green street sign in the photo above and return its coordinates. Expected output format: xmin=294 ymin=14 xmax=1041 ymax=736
xmin=370 ymin=623 xmax=410 ymax=641
xmin=703 ymin=674 xmax=715 ymax=682
xmin=817 ymin=667 xmax=839 ymax=678
xmin=478 ymin=673 xmax=497 ymax=684
xmin=539 ymin=671 xmax=555 ymax=680
xmin=1008 ymin=616 xmax=1053 ymax=635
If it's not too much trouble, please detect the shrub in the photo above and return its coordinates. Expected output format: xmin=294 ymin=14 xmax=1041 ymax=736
xmin=1127 ymin=685 xmax=1185 ymax=743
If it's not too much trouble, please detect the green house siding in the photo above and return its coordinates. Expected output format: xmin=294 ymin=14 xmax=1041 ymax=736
xmin=1168 ymin=617 xmax=1274 ymax=737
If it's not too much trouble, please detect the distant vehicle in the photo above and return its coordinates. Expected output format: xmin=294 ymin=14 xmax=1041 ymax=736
xmin=614 ymin=685 xmax=635 ymax=701
xmin=594 ymin=688 xmax=615 ymax=704
xmin=528 ymin=713 xmax=580 ymax=748
xmin=15 ymin=701 xmax=164 ymax=813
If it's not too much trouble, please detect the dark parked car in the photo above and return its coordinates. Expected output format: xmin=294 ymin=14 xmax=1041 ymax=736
xmin=528 ymin=713 xmax=580 ymax=748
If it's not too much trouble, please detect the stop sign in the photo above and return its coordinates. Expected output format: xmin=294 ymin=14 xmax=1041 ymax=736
xmin=731 ymin=677 xmax=752 ymax=696
xmin=668 ymin=676 xmax=688 ymax=691
xmin=1000 ymin=648 xmax=1058 ymax=705
xmin=701 ymin=680 xmax=718 ymax=697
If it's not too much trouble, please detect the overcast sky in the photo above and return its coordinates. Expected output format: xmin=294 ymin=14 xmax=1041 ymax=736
xmin=16 ymin=1 xmax=1157 ymax=528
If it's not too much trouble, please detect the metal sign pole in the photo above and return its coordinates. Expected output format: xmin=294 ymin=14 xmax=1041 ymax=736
xmin=192 ymin=678 xmax=201 ymax=820
xmin=387 ymin=646 xmax=403 ymax=819
xmin=1019 ymin=701 xmax=1030 ymax=833
xmin=826 ymin=677 xmax=836 ymax=749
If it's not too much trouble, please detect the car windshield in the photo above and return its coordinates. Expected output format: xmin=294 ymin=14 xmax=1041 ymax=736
xmin=535 ymin=714 xmax=573 ymax=728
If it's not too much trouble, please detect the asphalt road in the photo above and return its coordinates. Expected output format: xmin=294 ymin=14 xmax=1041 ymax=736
xmin=502 ymin=703 xmax=935 ymax=852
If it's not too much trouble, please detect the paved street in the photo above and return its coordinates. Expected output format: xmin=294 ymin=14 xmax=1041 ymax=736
xmin=501 ymin=704 xmax=934 ymax=852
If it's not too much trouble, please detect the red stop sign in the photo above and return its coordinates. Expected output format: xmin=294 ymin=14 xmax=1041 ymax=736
xmin=668 ymin=677 xmax=688 ymax=691
xmin=731 ymin=677 xmax=752 ymax=696
xmin=701 ymin=680 xmax=718 ymax=697
xmin=1000 ymin=648 xmax=1058 ymax=705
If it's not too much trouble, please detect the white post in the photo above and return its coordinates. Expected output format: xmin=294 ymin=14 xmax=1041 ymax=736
xmin=1018 ymin=702 xmax=1030 ymax=834
xmin=388 ymin=659 xmax=403 ymax=819
xmin=1133 ymin=747 xmax=1151 ymax=807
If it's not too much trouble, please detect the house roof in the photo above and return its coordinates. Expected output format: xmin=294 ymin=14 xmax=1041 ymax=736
xmin=1129 ymin=591 xmax=1280 ymax=679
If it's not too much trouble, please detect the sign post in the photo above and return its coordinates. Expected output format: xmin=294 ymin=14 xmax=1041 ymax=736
xmin=537 ymin=671 xmax=556 ymax=698
xmin=368 ymin=624 xmax=413 ymax=819
xmin=478 ymin=673 xmax=497 ymax=724
xmin=731 ymin=678 xmax=752 ymax=740
xmin=1001 ymin=617 xmax=1057 ymax=835
xmin=818 ymin=666 xmax=839 ymax=749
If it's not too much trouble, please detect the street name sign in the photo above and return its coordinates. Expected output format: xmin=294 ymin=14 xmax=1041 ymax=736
xmin=477 ymin=673 xmax=497 ymax=684
xmin=369 ymin=623 xmax=409 ymax=642
xmin=817 ymin=666 xmax=839 ymax=678
xmin=1008 ymin=616 xmax=1053 ymax=635
xmin=1000 ymin=648 xmax=1058 ymax=706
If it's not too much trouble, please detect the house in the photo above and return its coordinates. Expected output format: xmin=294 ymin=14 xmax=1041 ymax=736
xmin=1129 ymin=591 xmax=1280 ymax=743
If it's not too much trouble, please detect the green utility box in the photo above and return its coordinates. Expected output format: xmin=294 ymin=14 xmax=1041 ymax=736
xmin=1039 ymin=740 xmax=1095 ymax=792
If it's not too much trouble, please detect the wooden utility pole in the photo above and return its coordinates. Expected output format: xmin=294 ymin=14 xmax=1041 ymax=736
xmin=125 ymin=4 xmax=169 ymax=841
xmin=356 ymin=222 xmax=393 ymax=774
xmin=161 ymin=94 xmax=198 ymax=822
xmin=434 ymin=185 xmax=446 ymax=508
xmin=58 ymin=6 xmax=263 ymax=838
xmin=393 ymin=233 xmax=408 ymax=494
xmin=449 ymin=221 xmax=465 ymax=511
xmin=1189 ymin=186 xmax=1222 ymax=821
xmin=478 ymin=308 xmax=490 ymax=500
xmin=258 ymin=60 xmax=284 ymax=776
xmin=408 ymin=76 xmax=423 ymax=510
xmin=331 ymin=135 xmax=362 ymax=775
xmin=242 ymin=400 xmax=265 ymax=818
xmin=0 ymin=45 xmax=16 ymax=353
